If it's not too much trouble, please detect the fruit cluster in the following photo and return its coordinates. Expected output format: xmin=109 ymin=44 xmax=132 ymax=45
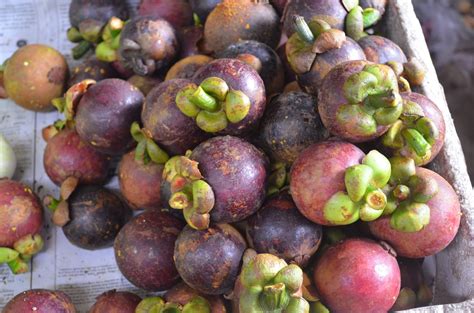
xmin=0 ymin=1 xmax=462 ymax=312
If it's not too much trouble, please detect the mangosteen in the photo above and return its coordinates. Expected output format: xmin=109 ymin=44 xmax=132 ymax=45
xmin=358 ymin=35 xmax=407 ymax=64
xmin=202 ymin=0 xmax=280 ymax=53
xmin=174 ymin=224 xmax=247 ymax=295
xmin=141 ymin=79 xmax=210 ymax=155
xmin=68 ymin=57 xmax=118 ymax=87
xmin=3 ymin=44 xmax=68 ymax=112
xmin=59 ymin=78 xmax=144 ymax=155
xmin=246 ymin=192 xmax=323 ymax=267
xmin=177 ymin=25 xmax=205 ymax=58
xmin=290 ymin=141 xmax=393 ymax=225
xmin=286 ymin=16 xmax=366 ymax=95
xmin=232 ymin=250 xmax=310 ymax=312
xmin=369 ymin=166 xmax=461 ymax=258
xmin=43 ymin=128 xmax=111 ymax=186
xmin=138 ymin=0 xmax=194 ymax=29
xmin=180 ymin=58 xmax=265 ymax=135
xmin=165 ymin=55 xmax=214 ymax=81
xmin=162 ymin=136 xmax=268 ymax=229
xmin=127 ymin=75 xmax=162 ymax=96
xmin=46 ymin=184 xmax=132 ymax=250
xmin=114 ymin=210 xmax=185 ymax=291
xmin=313 ymin=238 xmax=401 ymax=313
xmin=118 ymin=16 xmax=179 ymax=76
xmin=68 ymin=0 xmax=129 ymax=59
xmin=215 ymin=40 xmax=285 ymax=96
xmin=318 ymin=60 xmax=403 ymax=142
xmin=3 ymin=289 xmax=76 ymax=313
xmin=190 ymin=0 xmax=222 ymax=23
xmin=89 ymin=290 xmax=141 ymax=313
xmin=257 ymin=91 xmax=329 ymax=166
xmin=0 ymin=180 xmax=44 ymax=274
xmin=380 ymin=92 xmax=446 ymax=166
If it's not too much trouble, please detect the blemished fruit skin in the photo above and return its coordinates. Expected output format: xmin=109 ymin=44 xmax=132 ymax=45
xmin=114 ymin=211 xmax=185 ymax=291
xmin=141 ymin=79 xmax=210 ymax=155
xmin=88 ymin=290 xmax=142 ymax=313
xmin=246 ymin=192 xmax=323 ymax=267
xmin=4 ymin=44 xmax=68 ymax=112
xmin=290 ymin=141 xmax=365 ymax=225
xmin=44 ymin=128 xmax=111 ymax=186
xmin=358 ymin=35 xmax=408 ymax=64
xmin=0 ymin=180 xmax=43 ymax=247
xmin=190 ymin=136 xmax=269 ymax=223
xmin=313 ymin=238 xmax=401 ymax=313
xmin=3 ymin=289 xmax=77 ymax=313
xmin=62 ymin=185 xmax=132 ymax=250
xmin=369 ymin=167 xmax=461 ymax=258
xmin=68 ymin=58 xmax=118 ymax=87
xmin=138 ymin=0 xmax=193 ymax=29
xmin=118 ymin=150 xmax=164 ymax=210
xmin=174 ymin=224 xmax=247 ymax=295
xmin=75 ymin=78 xmax=144 ymax=155
xmin=69 ymin=0 xmax=128 ymax=29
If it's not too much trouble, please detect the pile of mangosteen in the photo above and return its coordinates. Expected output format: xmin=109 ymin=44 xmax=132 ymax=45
xmin=0 ymin=0 xmax=463 ymax=312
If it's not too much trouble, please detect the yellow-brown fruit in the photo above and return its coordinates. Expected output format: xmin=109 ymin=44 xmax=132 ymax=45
xmin=4 ymin=44 xmax=68 ymax=112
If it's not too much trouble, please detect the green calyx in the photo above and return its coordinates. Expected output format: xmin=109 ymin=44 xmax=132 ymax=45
xmin=324 ymin=150 xmax=391 ymax=224
xmin=310 ymin=301 xmax=330 ymax=313
xmin=386 ymin=156 xmax=438 ymax=232
xmin=175 ymin=77 xmax=250 ymax=133
xmin=267 ymin=162 xmax=289 ymax=196
xmin=131 ymin=122 xmax=170 ymax=165
xmin=0 ymin=233 xmax=44 ymax=274
xmin=136 ymin=296 xmax=211 ymax=313
xmin=53 ymin=79 xmax=96 ymax=122
xmin=238 ymin=251 xmax=309 ymax=313
xmin=287 ymin=16 xmax=347 ymax=75
xmin=94 ymin=17 xmax=125 ymax=62
xmin=163 ymin=154 xmax=215 ymax=230
xmin=345 ymin=4 xmax=381 ymax=40
xmin=338 ymin=64 xmax=403 ymax=137
xmin=382 ymin=99 xmax=439 ymax=165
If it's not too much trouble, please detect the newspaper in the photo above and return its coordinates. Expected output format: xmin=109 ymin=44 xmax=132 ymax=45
xmin=0 ymin=0 xmax=145 ymax=311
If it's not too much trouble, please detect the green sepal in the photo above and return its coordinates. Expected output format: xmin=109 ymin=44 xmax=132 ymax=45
xmin=390 ymin=202 xmax=430 ymax=232
xmin=323 ymin=191 xmax=360 ymax=225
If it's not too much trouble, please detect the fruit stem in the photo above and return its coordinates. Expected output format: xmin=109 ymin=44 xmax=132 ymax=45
xmin=293 ymin=15 xmax=315 ymax=43
xmin=190 ymin=86 xmax=218 ymax=111
xmin=72 ymin=40 xmax=92 ymax=60
xmin=401 ymin=128 xmax=430 ymax=157
xmin=260 ymin=283 xmax=289 ymax=311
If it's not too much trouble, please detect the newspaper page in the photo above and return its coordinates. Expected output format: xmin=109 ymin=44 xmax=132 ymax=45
xmin=0 ymin=0 xmax=144 ymax=311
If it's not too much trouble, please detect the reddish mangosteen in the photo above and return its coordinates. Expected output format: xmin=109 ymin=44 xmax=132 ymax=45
xmin=283 ymin=0 xmax=349 ymax=35
xmin=127 ymin=75 xmax=162 ymax=96
xmin=286 ymin=16 xmax=366 ymax=95
xmin=246 ymin=192 xmax=323 ymax=267
xmin=162 ymin=136 xmax=268 ymax=229
xmin=60 ymin=79 xmax=144 ymax=155
xmin=290 ymin=141 xmax=394 ymax=225
xmin=202 ymin=0 xmax=280 ymax=53
xmin=232 ymin=250 xmax=310 ymax=312
xmin=215 ymin=40 xmax=285 ymax=96
xmin=118 ymin=122 xmax=170 ymax=211
xmin=369 ymin=166 xmax=461 ymax=258
xmin=68 ymin=57 xmax=118 ymax=87
xmin=190 ymin=0 xmax=222 ymax=23
xmin=165 ymin=55 xmax=214 ymax=81
xmin=177 ymin=25 xmax=205 ymax=58
xmin=313 ymin=238 xmax=401 ymax=313
xmin=68 ymin=0 xmax=129 ymax=59
xmin=3 ymin=289 xmax=76 ymax=313
xmin=318 ymin=60 xmax=403 ymax=142
xmin=46 ymin=183 xmax=132 ymax=250
xmin=114 ymin=210 xmax=185 ymax=291
xmin=174 ymin=224 xmax=247 ymax=295
xmin=43 ymin=127 xmax=111 ymax=186
xmin=89 ymin=290 xmax=142 ymax=313
xmin=0 ymin=180 xmax=44 ymax=274
xmin=138 ymin=0 xmax=193 ymax=29
xmin=358 ymin=35 xmax=407 ymax=64
xmin=381 ymin=92 xmax=446 ymax=166
xmin=183 ymin=58 xmax=266 ymax=135
xmin=258 ymin=91 xmax=329 ymax=166
xmin=141 ymin=79 xmax=210 ymax=155
xmin=118 ymin=17 xmax=179 ymax=76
